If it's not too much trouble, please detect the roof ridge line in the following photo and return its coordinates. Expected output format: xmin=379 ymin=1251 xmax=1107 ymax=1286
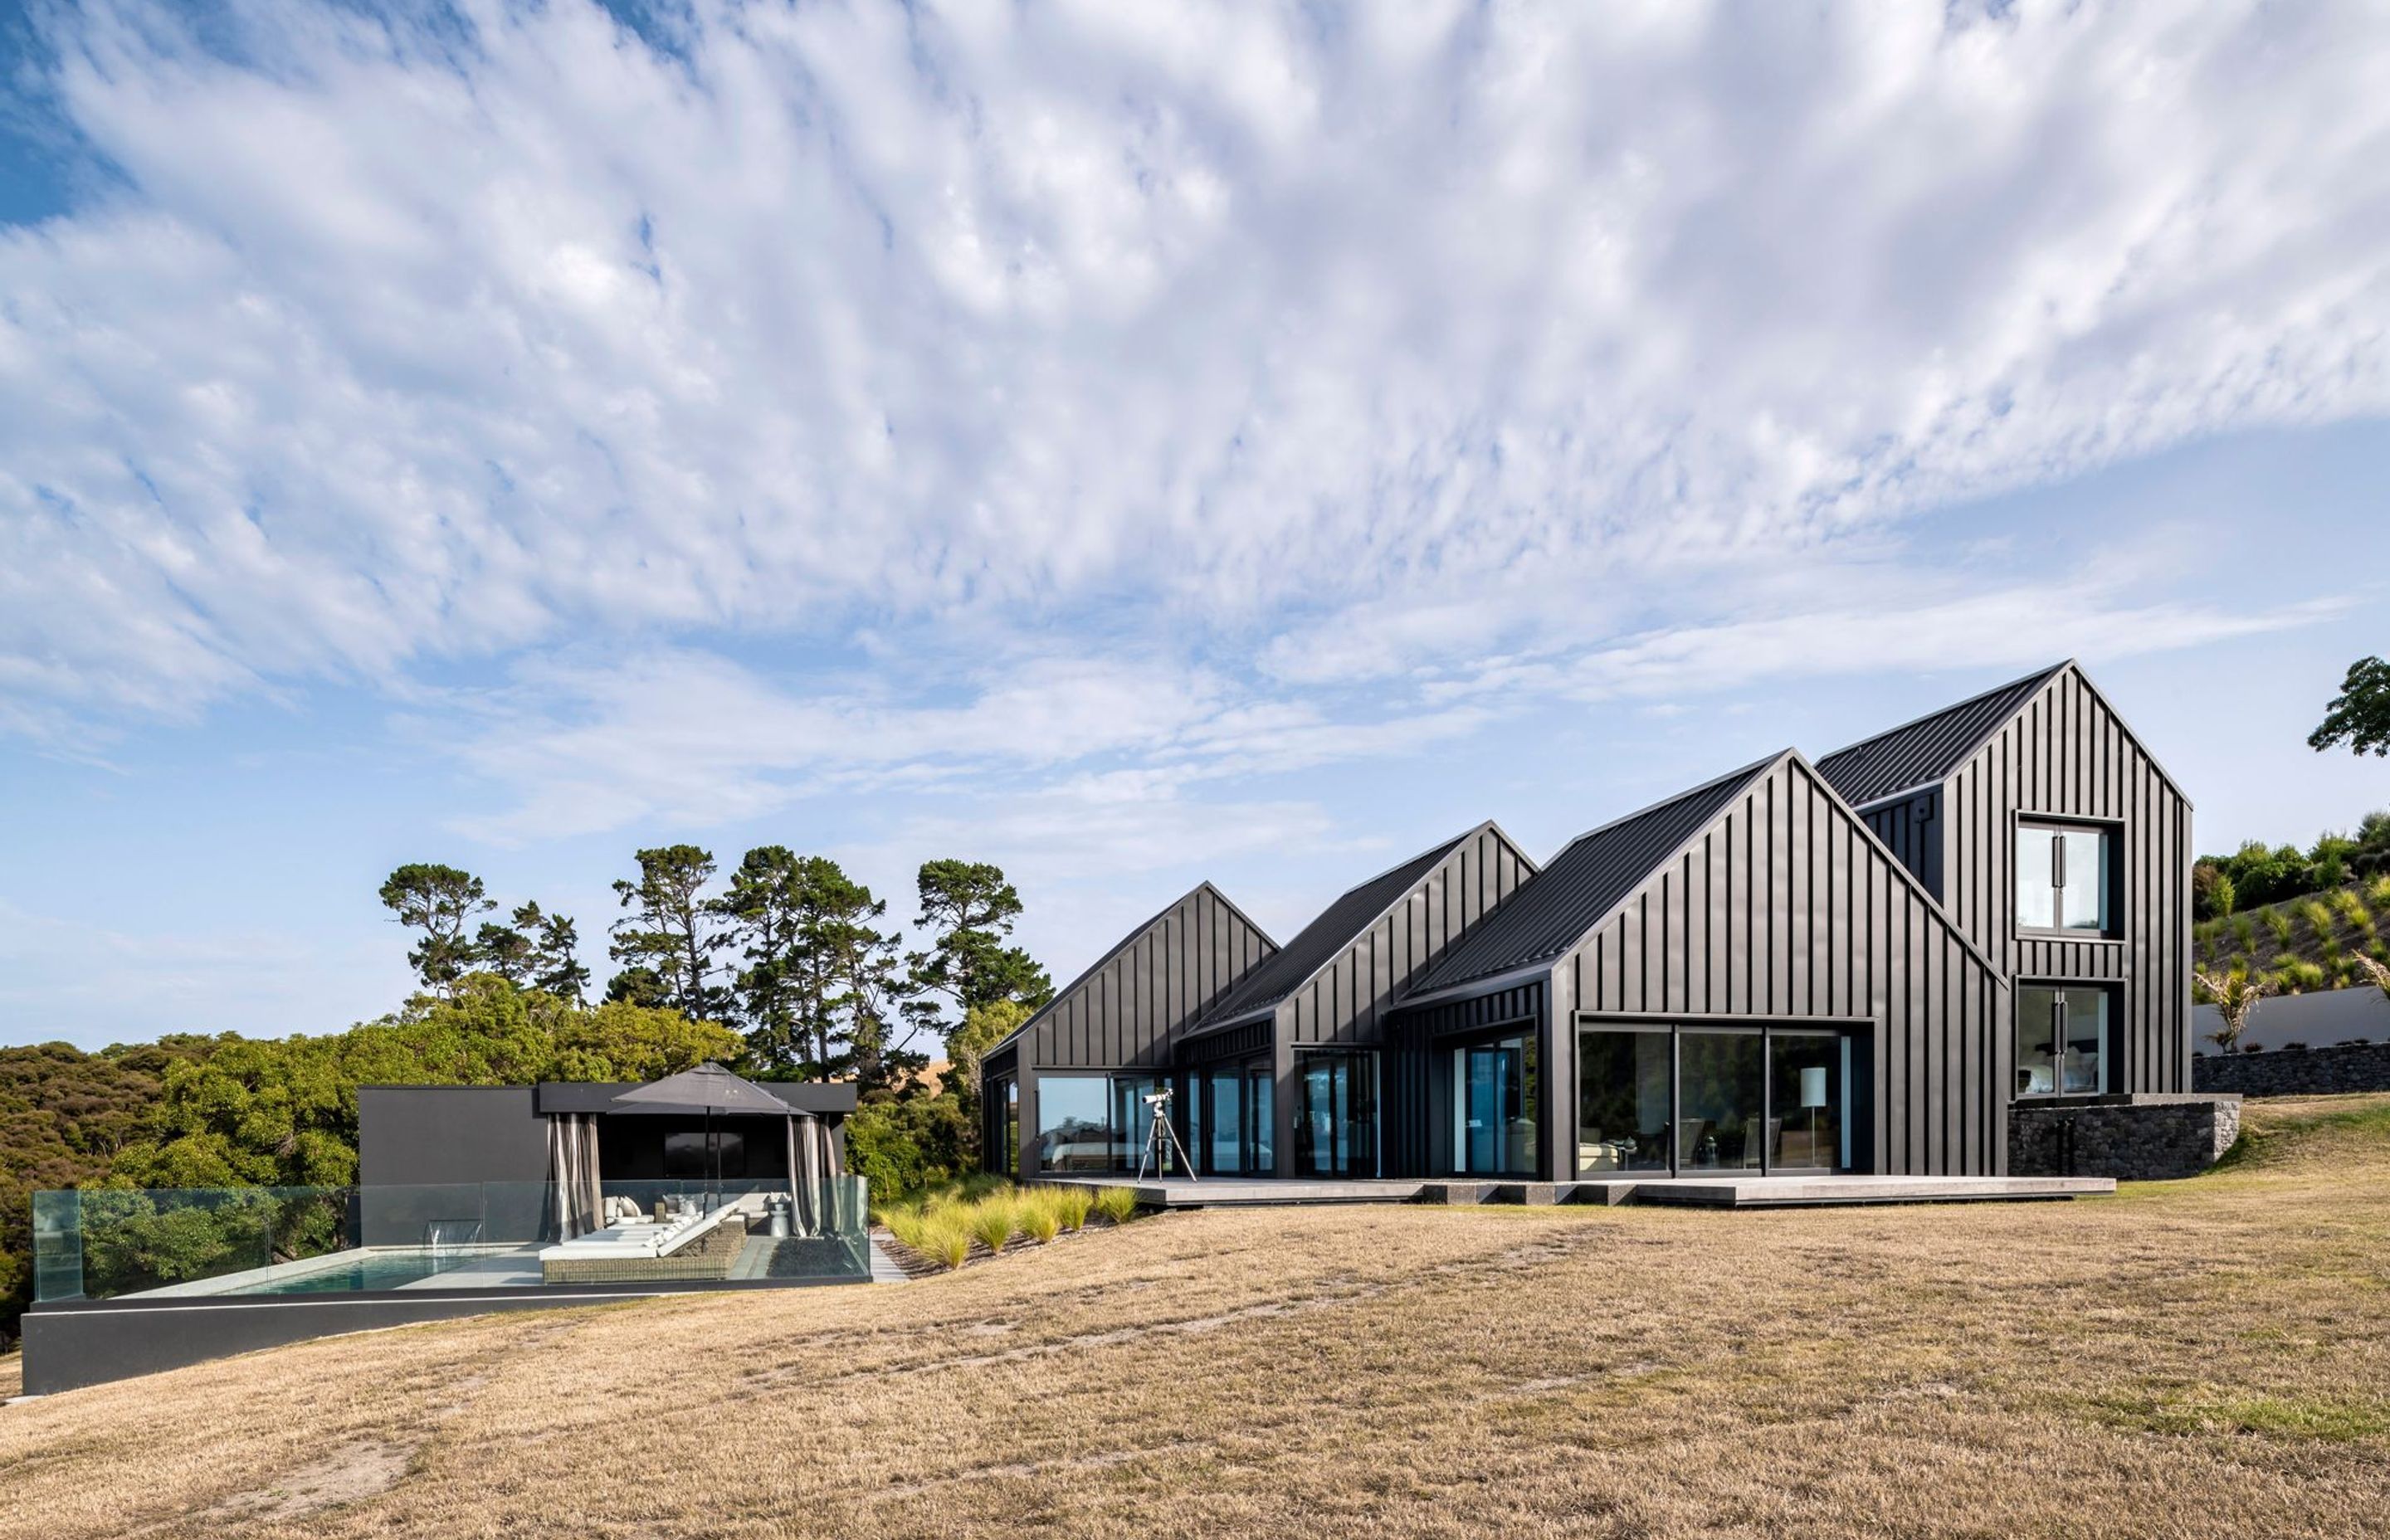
xmin=1815 ymin=660 xmax=2067 ymax=768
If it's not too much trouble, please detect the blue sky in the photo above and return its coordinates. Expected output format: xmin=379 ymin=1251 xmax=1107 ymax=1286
xmin=2 ymin=1 xmax=2386 ymax=1050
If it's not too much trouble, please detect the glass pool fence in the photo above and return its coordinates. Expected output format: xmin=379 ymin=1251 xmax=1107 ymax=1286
xmin=32 ymin=1176 xmax=871 ymax=1304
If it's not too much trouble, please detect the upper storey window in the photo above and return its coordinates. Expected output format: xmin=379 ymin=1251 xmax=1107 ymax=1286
xmin=2016 ymin=822 xmax=2115 ymax=934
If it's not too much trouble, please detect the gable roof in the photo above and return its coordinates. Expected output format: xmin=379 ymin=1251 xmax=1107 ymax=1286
xmin=1192 ymin=821 xmax=1525 ymax=1031
xmin=983 ymin=881 xmax=1276 ymax=1060
xmin=1403 ymin=756 xmax=1778 ymax=999
xmin=1813 ymin=661 xmax=2069 ymax=808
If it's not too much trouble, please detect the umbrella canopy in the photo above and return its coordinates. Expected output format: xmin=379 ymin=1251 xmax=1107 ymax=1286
xmin=609 ymin=1062 xmax=793 ymax=1116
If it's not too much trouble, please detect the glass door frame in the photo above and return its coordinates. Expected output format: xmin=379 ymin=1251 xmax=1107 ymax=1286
xmin=1183 ymin=1056 xmax=1274 ymax=1177
xmin=1449 ymin=1027 xmax=1539 ymax=1177
xmin=1573 ymin=1016 xmax=1854 ymax=1179
xmin=1294 ymin=1048 xmax=1380 ymax=1178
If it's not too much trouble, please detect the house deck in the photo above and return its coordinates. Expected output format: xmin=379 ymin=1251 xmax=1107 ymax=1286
xmin=1032 ymin=1173 xmax=2114 ymax=1209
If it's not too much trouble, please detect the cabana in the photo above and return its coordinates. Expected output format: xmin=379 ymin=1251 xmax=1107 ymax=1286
xmin=549 ymin=1062 xmax=842 ymax=1240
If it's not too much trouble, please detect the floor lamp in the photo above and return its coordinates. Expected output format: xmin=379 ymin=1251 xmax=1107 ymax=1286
xmin=1799 ymin=1066 xmax=1828 ymax=1167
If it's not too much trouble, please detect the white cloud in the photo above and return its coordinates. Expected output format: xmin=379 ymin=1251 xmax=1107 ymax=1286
xmin=428 ymin=645 xmax=1497 ymax=842
xmin=2 ymin=0 xmax=2387 ymax=738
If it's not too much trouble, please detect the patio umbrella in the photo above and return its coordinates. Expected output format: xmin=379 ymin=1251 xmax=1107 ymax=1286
xmin=611 ymin=1062 xmax=795 ymax=1192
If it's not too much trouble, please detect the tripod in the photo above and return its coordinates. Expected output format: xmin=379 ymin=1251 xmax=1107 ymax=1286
xmin=1137 ymin=1095 xmax=1198 ymax=1182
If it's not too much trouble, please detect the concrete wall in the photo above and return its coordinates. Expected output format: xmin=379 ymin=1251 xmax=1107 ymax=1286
xmin=2195 ymin=1041 xmax=2390 ymax=1097
xmin=2194 ymin=986 xmax=2390 ymax=1054
xmin=2008 ymin=1094 xmax=2240 ymax=1180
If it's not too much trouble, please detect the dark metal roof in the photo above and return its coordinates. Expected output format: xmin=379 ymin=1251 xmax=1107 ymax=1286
xmin=982 ymin=881 xmax=1276 ymax=1059
xmin=1813 ymin=662 xmax=2066 ymax=807
xmin=1191 ymin=824 xmax=1500 ymax=1031
xmin=1403 ymin=755 xmax=1780 ymax=998
xmin=534 ymin=1080 xmax=857 ymax=1115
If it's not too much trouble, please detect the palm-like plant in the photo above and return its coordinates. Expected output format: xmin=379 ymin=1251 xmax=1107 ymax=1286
xmin=2193 ymin=967 xmax=2271 ymax=1054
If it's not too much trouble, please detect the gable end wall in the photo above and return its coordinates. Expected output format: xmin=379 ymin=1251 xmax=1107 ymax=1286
xmin=1938 ymin=668 xmax=2193 ymax=1095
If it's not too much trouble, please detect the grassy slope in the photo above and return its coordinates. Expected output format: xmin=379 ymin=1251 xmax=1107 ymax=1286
xmin=2194 ymin=878 xmax=2390 ymax=996
xmin=2 ymin=1097 xmax=2387 ymax=1539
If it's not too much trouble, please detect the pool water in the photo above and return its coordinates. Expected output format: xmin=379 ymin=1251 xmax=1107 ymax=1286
xmin=224 ymin=1249 xmax=475 ymax=1295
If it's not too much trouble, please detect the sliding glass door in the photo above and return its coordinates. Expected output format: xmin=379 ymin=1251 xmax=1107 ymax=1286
xmin=1295 ymin=1050 xmax=1378 ymax=1177
xmin=1573 ymin=1021 xmax=1848 ymax=1177
xmin=1194 ymin=1060 xmax=1274 ymax=1176
xmin=1453 ymin=1031 xmax=1538 ymax=1176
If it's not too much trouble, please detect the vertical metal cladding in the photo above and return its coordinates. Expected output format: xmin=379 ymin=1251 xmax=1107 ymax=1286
xmin=997 ymin=883 xmax=1275 ymax=1177
xmin=1281 ymin=824 xmax=1537 ymax=1050
xmin=1021 ymin=884 xmax=1277 ymax=1071
xmin=1383 ymin=978 xmax=1548 ymax=1177
xmin=1938 ymin=666 xmax=2193 ymax=1096
xmin=1547 ymin=755 xmax=2008 ymax=1177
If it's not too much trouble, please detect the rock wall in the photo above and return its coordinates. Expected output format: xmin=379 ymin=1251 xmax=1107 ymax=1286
xmin=2195 ymin=1041 xmax=2390 ymax=1097
xmin=2008 ymin=1094 xmax=2241 ymax=1181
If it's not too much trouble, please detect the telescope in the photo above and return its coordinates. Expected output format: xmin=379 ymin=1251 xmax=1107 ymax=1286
xmin=1141 ymin=1088 xmax=1174 ymax=1107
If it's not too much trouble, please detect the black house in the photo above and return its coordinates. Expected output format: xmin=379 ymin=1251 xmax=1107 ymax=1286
xmin=983 ymin=661 xmax=2197 ymax=1182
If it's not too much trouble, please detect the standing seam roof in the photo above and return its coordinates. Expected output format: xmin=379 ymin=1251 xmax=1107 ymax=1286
xmin=1812 ymin=663 xmax=2066 ymax=807
xmin=1190 ymin=826 xmax=1494 ymax=1031
xmin=982 ymin=882 xmax=1275 ymax=1059
xmin=1403 ymin=756 xmax=1779 ymax=998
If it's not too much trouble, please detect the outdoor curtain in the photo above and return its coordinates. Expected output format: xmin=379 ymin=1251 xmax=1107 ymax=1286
xmin=547 ymin=1114 xmax=604 ymax=1240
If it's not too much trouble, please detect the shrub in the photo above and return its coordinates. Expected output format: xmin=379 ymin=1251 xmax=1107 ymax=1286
xmin=2370 ymin=875 xmax=2390 ymax=910
xmin=2334 ymin=887 xmax=2370 ymax=925
xmin=1051 ymin=1187 xmax=1094 ymax=1232
xmin=2296 ymin=898 xmax=2336 ymax=940
xmin=969 ymin=1198 xmax=1017 ymax=1255
xmin=1020 ymin=1192 xmax=1062 ymax=1244
xmin=2265 ymin=909 xmax=2295 ymax=947
xmin=843 ymin=1094 xmax=974 ymax=1201
xmin=1092 ymin=1187 xmax=1141 ymax=1226
xmin=2192 ymin=862 xmax=2236 ymax=921
xmin=2277 ymin=959 xmax=2329 ymax=993
xmin=2231 ymin=914 xmax=2258 ymax=953
xmin=922 ymin=1216 xmax=972 ymax=1270
xmin=876 ymin=1202 xmax=929 ymax=1251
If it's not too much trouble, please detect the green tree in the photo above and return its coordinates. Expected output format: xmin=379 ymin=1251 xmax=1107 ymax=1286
xmin=807 ymin=862 xmax=922 ymax=1094
xmin=946 ymin=998 xmax=1030 ymax=1151
xmin=378 ymin=863 xmax=493 ymax=997
xmin=610 ymin=845 xmax=726 ymax=1021
xmin=712 ymin=846 xmax=814 ymax=1067
xmin=2310 ymin=655 xmax=2390 ymax=758
xmin=0 ymin=1043 xmax=168 ymax=1343
xmin=474 ymin=919 xmax=537 ymax=987
xmin=509 ymin=894 xmax=588 ymax=1004
xmin=603 ymin=965 xmax=669 ymax=1007
xmin=905 ymin=860 xmax=1052 ymax=1044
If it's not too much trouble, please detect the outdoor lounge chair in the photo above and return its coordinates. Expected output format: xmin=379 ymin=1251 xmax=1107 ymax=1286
xmin=537 ymin=1201 xmax=753 ymax=1285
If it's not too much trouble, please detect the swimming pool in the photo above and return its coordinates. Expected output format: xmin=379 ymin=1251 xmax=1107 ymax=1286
xmin=222 ymin=1249 xmax=485 ymax=1295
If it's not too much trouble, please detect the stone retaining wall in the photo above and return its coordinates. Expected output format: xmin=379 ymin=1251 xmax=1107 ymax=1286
xmin=2194 ymin=1040 xmax=2390 ymax=1097
xmin=2008 ymin=1094 xmax=2241 ymax=1181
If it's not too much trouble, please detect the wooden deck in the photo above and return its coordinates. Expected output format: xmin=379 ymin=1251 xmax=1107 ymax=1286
xmin=1031 ymin=1173 xmax=2114 ymax=1209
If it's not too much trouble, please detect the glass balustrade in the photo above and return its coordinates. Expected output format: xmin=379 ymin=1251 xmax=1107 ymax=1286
xmin=30 ymin=1174 xmax=871 ymax=1304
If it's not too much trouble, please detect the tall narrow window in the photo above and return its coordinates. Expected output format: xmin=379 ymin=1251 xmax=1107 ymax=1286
xmin=2017 ymin=822 xmax=2116 ymax=935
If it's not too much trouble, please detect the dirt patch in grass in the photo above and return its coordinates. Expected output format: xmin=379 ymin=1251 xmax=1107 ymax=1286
xmin=1 ymin=1094 xmax=2386 ymax=1538
xmin=183 ymin=1439 xmax=419 ymax=1528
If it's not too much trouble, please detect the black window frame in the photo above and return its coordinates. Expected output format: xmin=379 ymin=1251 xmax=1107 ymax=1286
xmin=2011 ymin=980 xmax=2123 ymax=1100
xmin=1292 ymin=1048 xmax=1380 ymax=1178
xmin=2013 ymin=816 xmax=2123 ymax=939
xmin=1571 ymin=1017 xmax=1855 ymax=1178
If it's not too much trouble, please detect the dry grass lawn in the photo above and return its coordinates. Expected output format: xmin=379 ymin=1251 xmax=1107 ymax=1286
xmin=3 ymin=1094 xmax=2387 ymax=1538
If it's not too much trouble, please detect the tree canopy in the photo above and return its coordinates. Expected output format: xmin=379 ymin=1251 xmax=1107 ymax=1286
xmin=2310 ymin=655 xmax=2390 ymax=758
xmin=906 ymin=860 xmax=1054 ymax=1043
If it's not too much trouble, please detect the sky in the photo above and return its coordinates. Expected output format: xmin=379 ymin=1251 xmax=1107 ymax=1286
xmin=2 ymin=0 xmax=2387 ymax=1051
